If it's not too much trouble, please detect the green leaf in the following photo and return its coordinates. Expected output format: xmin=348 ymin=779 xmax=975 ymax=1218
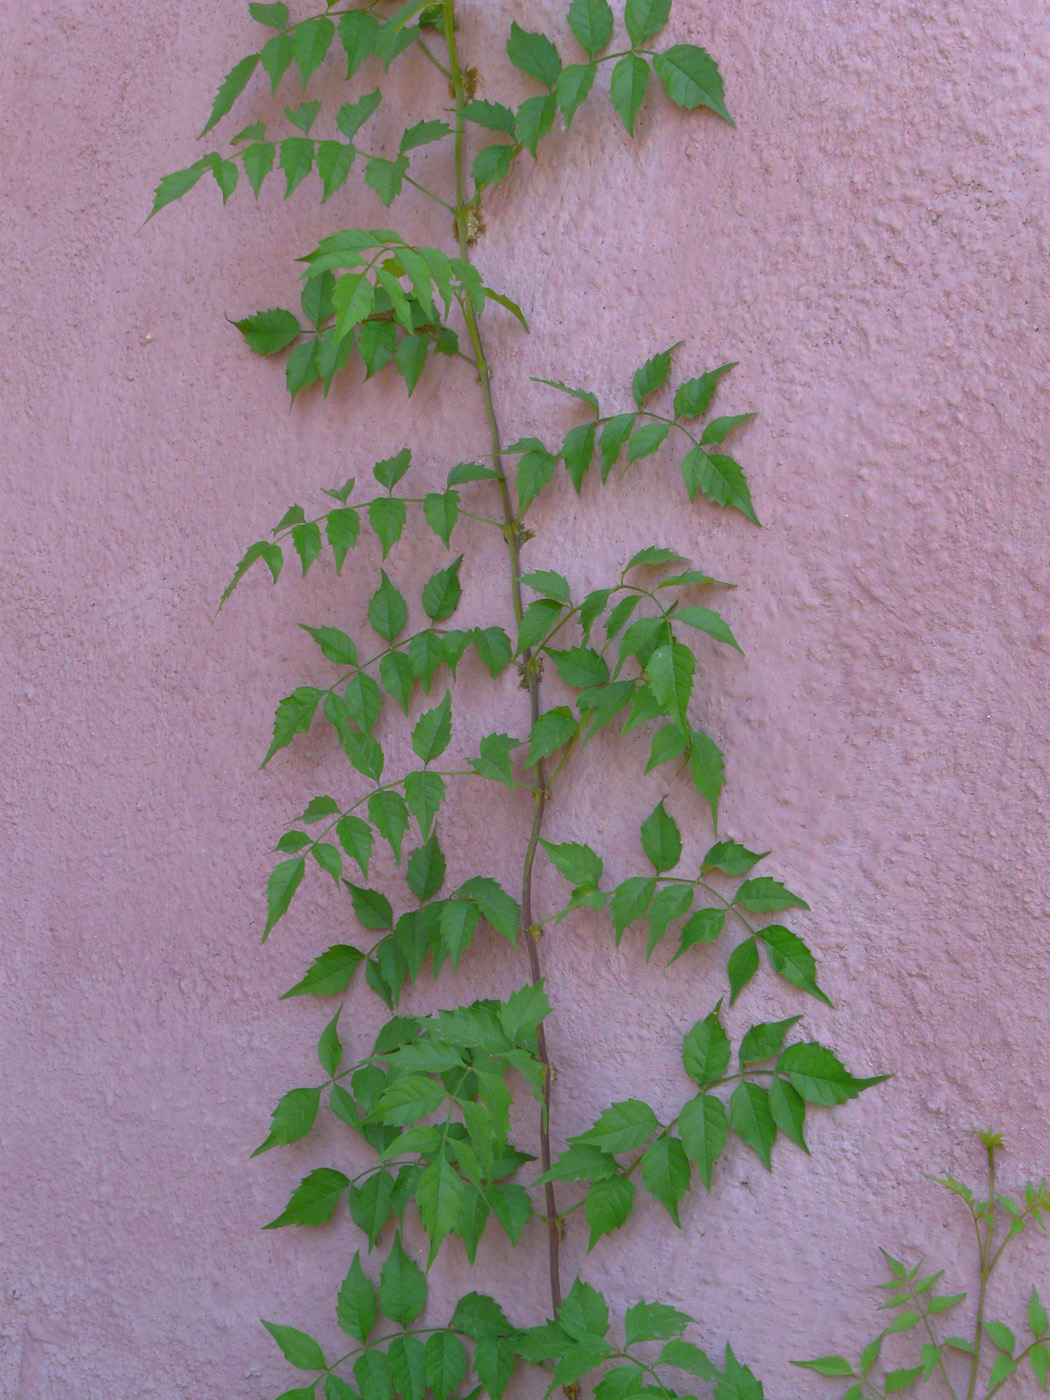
xmin=689 ymin=730 xmax=725 ymax=827
xmin=625 ymin=0 xmax=671 ymax=44
xmin=758 ymin=925 xmax=831 ymax=1005
xmin=337 ymin=1253 xmax=377 ymax=1343
xmin=234 ymin=307 xmax=301 ymax=356
xmin=985 ymin=1321 xmax=1016 ymax=1353
xmin=632 ymin=344 xmax=677 ymax=407
xmin=1031 ymin=1344 xmax=1049 ymax=1388
xmin=507 ymin=22 xmax=562 ymax=89
xmin=408 ymin=631 xmax=444 ymax=692
xmin=368 ymin=792 xmax=409 ymax=865
xmin=640 ymin=1136 xmax=690 ymax=1225
xmin=400 ymin=118 xmax=451 ymax=153
xmin=250 ymin=2 xmax=288 ymax=28
xmin=242 ymin=141 xmax=276 ymax=198
xmin=640 ymin=799 xmax=681 ymax=872
xmin=347 ymin=1169 xmax=397 ymax=1248
xmin=653 ymin=44 xmax=732 ymax=123
xmin=291 ymin=521 xmax=322 ymax=575
xmin=598 ymin=412 xmax=636 ymax=475
xmin=260 ymin=30 xmax=295 ymax=92
xmin=292 ymin=15 xmax=334 ymax=86
xmin=791 ymin=1357 xmax=855 ymax=1377
xmin=644 ymin=883 xmax=692 ymax=958
xmin=734 ymin=878 xmax=809 ymax=913
xmin=536 ymin=1144 xmax=617 ymax=1184
xmin=264 ymin=857 xmax=305 ymax=938
xmin=567 ymin=0 xmax=613 ymax=57
xmin=683 ymin=1011 xmax=731 ymax=1084
xmin=739 ymin=1016 xmax=802 ymax=1064
xmin=729 ymin=1081 xmax=776 ymax=1169
xmin=366 ymin=154 xmax=409 ymax=206
xmin=678 ymin=1093 xmax=728 ymax=1190
xmin=475 ymin=1336 xmax=516 ymax=1400
xmin=575 ymin=1099 xmax=658 ymax=1153
xmin=199 ymin=54 xmax=260 ymax=138
xmin=285 ymin=99 xmax=321 ymax=135
xmin=263 ymin=1321 xmax=326 ymax=1372
xmin=299 ymin=624 xmax=357 ymax=666
xmin=468 ymin=732 xmax=519 ymax=789
xmin=406 ymin=835 xmax=446 ymax=901
xmin=585 ymin=1176 xmax=635 ymax=1247
xmin=417 ymin=1154 xmax=466 ymax=1254
xmin=380 ymin=652 xmax=414 ymax=713
xmin=368 ymin=570 xmax=408 ymax=641
xmin=560 ymin=1279 xmax=609 ymax=1342
xmin=517 ymin=94 xmax=557 ymax=156
xmin=149 ymin=164 xmax=206 ymax=218
xmin=562 ymin=422 xmax=597 ymax=492
xmin=657 ymin=1339 xmax=718 ymax=1381
xmin=610 ymin=876 xmax=655 ymax=944
xmin=321 ymin=511 xmax=359 ymax=574
xmin=701 ymin=412 xmax=756 ymax=447
xmin=343 ymin=730 xmax=384 ymax=783
xmin=489 ymin=1181 xmax=533 ymax=1243
xmin=681 ymin=447 xmax=759 ymax=524
xmin=727 ymin=937 xmax=759 ymax=1003
xmin=372 ymin=446 xmax=412 ymax=491
xmin=645 ymin=724 xmax=685 ymax=773
xmin=518 ymin=569 xmax=570 ymax=605
xmin=541 ymin=838 xmax=602 ymax=888
xmin=610 ymin=54 xmax=650 ymax=136
xmin=626 ymin=546 xmax=688 ymax=571
xmin=777 ymin=1042 xmax=887 ymax=1105
xmin=345 ymin=673 xmax=383 ymax=735
xmin=286 ymin=338 xmax=320 ymax=399
xmin=395 ymin=333 xmax=428 ymax=395
xmin=425 ymin=1332 xmax=468 ymax=1400
xmin=884 ymin=1368 xmax=925 ymax=1394
xmin=404 ymin=770 xmax=445 ymax=839
xmin=555 ymin=651 xmax=614 ymax=698
xmin=279 ymin=136 xmax=314 ymax=197
xmin=451 ymin=1293 xmax=515 ymax=1342
xmin=332 ymin=272 xmax=375 ymax=345
xmin=675 ymin=604 xmax=742 ymax=652
xmin=673 ymin=362 xmax=735 ymax=419
xmin=413 ymin=692 xmax=453 ymax=763
xmin=671 ymin=907 xmax=726 ymax=959
xmin=473 ymin=626 xmax=513 ymax=676
xmin=1031 ymin=1288 xmax=1048 ymax=1338
xmin=769 ymin=1077 xmax=807 ymax=1151
xmin=354 ymin=1350 xmax=394 ymax=1400
xmin=346 ymin=883 xmax=394 ymax=932
xmin=625 ymin=1301 xmax=691 ymax=1346
xmin=473 ymin=143 xmax=515 ymax=189
xmin=627 ymin=422 xmax=671 ymax=461
xmin=422 ymin=557 xmax=463 ymax=622
xmin=337 ymin=10 xmax=379 ymax=75
xmin=253 ymin=1085 xmax=322 ymax=1156
xmin=358 ymin=321 xmax=396 ymax=377
xmin=423 ymin=490 xmax=459 ymax=547
xmin=646 ymin=641 xmax=695 ymax=730
xmin=283 ymin=944 xmax=363 ymax=999
xmin=438 ymin=898 xmax=480 ymax=971
xmin=462 ymin=99 xmax=517 ymax=134
xmin=378 ymin=1232 xmax=427 ymax=1325
xmin=528 ymin=707 xmax=578 ymax=765
xmin=458 ymin=877 xmax=519 ymax=941
xmin=267 ymin=1166 xmax=350 ymax=1228
xmin=517 ymin=450 xmax=558 ymax=508
xmin=702 ymin=840 xmax=766 ymax=876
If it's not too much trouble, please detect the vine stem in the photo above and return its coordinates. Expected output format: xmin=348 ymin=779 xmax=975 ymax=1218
xmin=966 ymin=1139 xmax=996 ymax=1400
xmin=443 ymin=0 xmax=563 ymax=1318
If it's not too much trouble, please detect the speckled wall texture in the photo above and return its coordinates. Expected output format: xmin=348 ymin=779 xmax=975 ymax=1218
xmin=2 ymin=1 xmax=1048 ymax=1397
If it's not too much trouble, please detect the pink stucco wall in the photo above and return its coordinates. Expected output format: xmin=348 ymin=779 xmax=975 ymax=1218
xmin=3 ymin=1 xmax=1049 ymax=1396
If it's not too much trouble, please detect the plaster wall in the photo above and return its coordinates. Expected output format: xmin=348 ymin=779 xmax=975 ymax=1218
xmin=2 ymin=1 xmax=1049 ymax=1397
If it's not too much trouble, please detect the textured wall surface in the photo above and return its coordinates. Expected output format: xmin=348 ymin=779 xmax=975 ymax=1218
xmin=3 ymin=1 xmax=1049 ymax=1397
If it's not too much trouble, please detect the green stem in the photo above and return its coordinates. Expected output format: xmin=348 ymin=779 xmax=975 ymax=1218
xmin=967 ymin=1145 xmax=997 ymax=1400
xmin=444 ymin=0 xmax=562 ymax=1319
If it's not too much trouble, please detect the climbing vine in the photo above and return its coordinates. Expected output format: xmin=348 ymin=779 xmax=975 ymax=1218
xmin=153 ymin=3 xmax=886 ymax=1397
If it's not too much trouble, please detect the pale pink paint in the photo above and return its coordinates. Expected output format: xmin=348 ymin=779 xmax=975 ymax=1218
xmin=3 ymin=1 xmax=1050 ymax=1397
